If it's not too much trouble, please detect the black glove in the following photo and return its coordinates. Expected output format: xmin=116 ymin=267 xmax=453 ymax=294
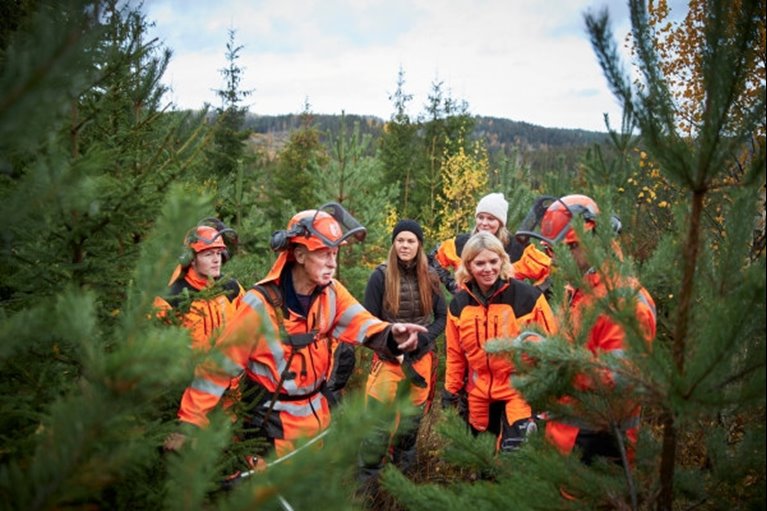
xmin=402 ymin=356 xmax=428 ymax=388
xmin=322 ymin=384 xmax=340 ymax=409
xmin=536 ymin=277 xmax=553 ymax=300
xmin=441 ymin=389 xmax=460 ymax=410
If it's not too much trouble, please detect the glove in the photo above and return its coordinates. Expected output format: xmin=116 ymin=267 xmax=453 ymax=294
xmin=402 ymin=356 xmax=428 ymax=388
xmin=535 ymin=277 xmax=553 ymax=300
xmin=441 ymin=389 xmax=460 ymax=410
xmin=322 ymin=385 xmax=340 ymax=409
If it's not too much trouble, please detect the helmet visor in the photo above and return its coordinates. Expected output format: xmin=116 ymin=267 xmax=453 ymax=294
xmin=304 ymin=202 xmax=367 ymax=248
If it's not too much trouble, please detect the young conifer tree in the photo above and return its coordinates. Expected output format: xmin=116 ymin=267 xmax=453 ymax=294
xmin=379 ymin=66 xmax=420 ymax=219
xmin=0 ymin=1 xmax=213 ymax=508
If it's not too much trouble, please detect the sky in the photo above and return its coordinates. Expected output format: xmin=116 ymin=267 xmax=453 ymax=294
xmin=142 ymin=0 xmax=688 ymax=132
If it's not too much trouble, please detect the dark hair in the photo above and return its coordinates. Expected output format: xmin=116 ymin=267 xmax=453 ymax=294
xmin=383 ymin=237 xmax=437 ymax=316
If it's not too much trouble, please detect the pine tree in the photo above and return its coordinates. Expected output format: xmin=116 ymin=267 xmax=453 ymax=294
xmin=416 ymin=79 xmax=476 ymax=234
xmin=0 ymin=1 xmax=213 ymax=508
xmin=379 ymin=66 xmax=419 ymax=218
xmin=267 ymin=100 xmax=330 ymax=225
xmin=319 ymin=111 xmax=396 ymax=295
xmin=204 ymin=28 xmax=256 ymax=225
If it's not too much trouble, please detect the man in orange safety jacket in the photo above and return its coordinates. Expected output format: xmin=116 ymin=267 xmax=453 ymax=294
xmin=154 ymin=219 xmax=244 ymax=351
xmin=520 ymin=194 xmax=657 ymax=466
xmin=155 ymin=219 xmax=245 ymax=422
xmin=167 ymin=203 xmax=427 ymax=458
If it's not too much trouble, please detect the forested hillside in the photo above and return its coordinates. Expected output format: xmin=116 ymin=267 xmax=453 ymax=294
xmin=0 ymin=1 xmax=764 ymax=511
xmin=244 ymin=112 xmax=610 ymax=174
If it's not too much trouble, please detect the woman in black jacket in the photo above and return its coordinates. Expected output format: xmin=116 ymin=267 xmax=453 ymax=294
xmin=358 ymin=219 xmax=447 ymax=497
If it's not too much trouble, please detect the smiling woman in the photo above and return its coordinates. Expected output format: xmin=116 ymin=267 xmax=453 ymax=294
xmin=444 ymin=231 xmax=556 ymax=453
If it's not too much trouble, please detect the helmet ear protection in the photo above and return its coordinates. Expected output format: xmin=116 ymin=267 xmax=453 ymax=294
xmin=515 ymin=195 xmax=620 ymax=247
xmin=178 ymin=219 xmax=238 ymax=267
xmin=269 ymin=219 xmax=312 ymax=252
xmin=609 ymin=214 xmax=622 ymax=235
xmin=179 ymin=228 xmax=200 ymax=268
xmin=269 ymin=202 xmax=367 ymax=252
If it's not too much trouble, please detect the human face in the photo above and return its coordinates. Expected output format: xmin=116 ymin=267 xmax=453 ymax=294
xmin=567 ymin=241 xmax=591 ymax=274
xmin=192 ymin=248 xmax=224 ymax=278
xmin=294 ymin=245 xmax=338 ymax=292
xmin=394 ymin=231 xmax=419 ymax=263
xmin=475 ymin=213 xmax=502 ymax=236
xmin=468 ymin=248 xmax=502 ymax=294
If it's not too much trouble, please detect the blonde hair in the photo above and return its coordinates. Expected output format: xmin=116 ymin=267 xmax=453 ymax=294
xmin=454 ymin=231 xmax=514 ymax=287
xmin=472 ymin=222 xmax=511 ymax=245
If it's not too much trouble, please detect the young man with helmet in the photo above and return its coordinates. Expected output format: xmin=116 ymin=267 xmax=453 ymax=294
xmin=518 ymin=194 xmax=657 ymax=467
xmin=154 ymin=219 xmax=245 ymax=352
xmin=167 ymin=203 xmax=427 ymax=458
xmin=155 ymin=220 xmax=245 ymax=452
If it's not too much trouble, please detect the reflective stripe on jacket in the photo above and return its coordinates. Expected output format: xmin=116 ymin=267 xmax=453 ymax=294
xmin=176 ymin=268 xmax=397 ymax=442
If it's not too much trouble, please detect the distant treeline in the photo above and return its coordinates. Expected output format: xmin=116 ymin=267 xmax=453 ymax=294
xmin=242 ymin=112 xmax=611 ymax=173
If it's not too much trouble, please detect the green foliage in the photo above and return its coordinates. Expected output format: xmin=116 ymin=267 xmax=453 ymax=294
xmin=266 ymin=105 xmax=330 ymax=225
xmin=319 ymin=112 xmax=396 ymax=294
xmin=379 ymin=66 xmax=420 ymax=218
xmin=415 ymin=79 xmax=476 ymax=234
xmin=206 ymin=28 xmax=255 ymax=217
xmin=1 ymin=1 xmax=763 ymax=509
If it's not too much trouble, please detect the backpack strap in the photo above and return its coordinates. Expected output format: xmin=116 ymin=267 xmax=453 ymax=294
xmin=252 ymin=282 xmax=317 ymax=348
xmin=253 ymin=282 xmax=283 ymax=310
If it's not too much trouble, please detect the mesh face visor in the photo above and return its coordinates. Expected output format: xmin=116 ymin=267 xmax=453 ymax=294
xmin=515 ymin=195 xmax=557 ymax=242
xmin=188 ymin=226 xmax=229 ymax=253
xmin=515 ymin=197 xmax=595 ymax=247
xmin=304 ymin=202 xmax=367 ymax=248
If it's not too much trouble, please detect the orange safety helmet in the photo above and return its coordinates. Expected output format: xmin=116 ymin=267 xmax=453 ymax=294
xmin=270 ymin=202 xmax=367 ymax=252
xmin=539 ymin=194 xmax=600 ymax=245
xmin=179 ymin=225 xmax=229 ymax=267
xmin=188 ymin=225 xmax=228 ymax=252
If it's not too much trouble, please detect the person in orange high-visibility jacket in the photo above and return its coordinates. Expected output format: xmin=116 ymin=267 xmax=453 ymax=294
xmin=154 ymin=220 xmax=244 ymax=350
xmin=442 ymin=231 xmax=557 ymax=452
xmin=429 ymin=192 xmax=552 ymax=296
xmin=154 ymin=220 xmax=245 ymax=416
xmin=529 ymin=194 xmax=657 ymax=466
xmin=168 ymin=203 xmax=427 ymax=458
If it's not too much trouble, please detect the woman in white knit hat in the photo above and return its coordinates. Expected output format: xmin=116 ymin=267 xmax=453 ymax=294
xmin=429 ymin=192 xmax=551 ymax=295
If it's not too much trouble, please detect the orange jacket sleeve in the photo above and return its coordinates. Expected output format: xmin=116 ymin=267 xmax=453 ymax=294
xmin=177 ymin=299 xmax=266 ymax=427
xmin=444 ymin=309 xmax=467 ymax=395
xmin=513 ymin=243 xmax=552 ymax=285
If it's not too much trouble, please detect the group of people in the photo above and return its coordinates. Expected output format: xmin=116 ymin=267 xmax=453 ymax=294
xmin=155 ymin=192 xmax=657 ymax=501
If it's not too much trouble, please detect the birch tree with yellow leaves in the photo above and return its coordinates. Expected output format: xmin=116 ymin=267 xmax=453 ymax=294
xmin=432 ymin=141 xmax=489 ymax=242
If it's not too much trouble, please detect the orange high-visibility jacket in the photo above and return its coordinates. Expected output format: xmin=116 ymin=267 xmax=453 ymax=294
xmin=445 ymin=278 xmax=556 ymax=428
xmin=153 ymin=267 xmax=244 ymax=351
xmin=545 ymin=270 xmax=657 ymax=456
xmin=432 ymin=233 xmax=551 ymax=292
xmin=176 ymin=261 xmax=402 ymax=455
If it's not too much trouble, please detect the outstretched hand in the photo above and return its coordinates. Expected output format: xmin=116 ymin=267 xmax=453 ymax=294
xmin=391 ymin=323 xmax=428 ymax=352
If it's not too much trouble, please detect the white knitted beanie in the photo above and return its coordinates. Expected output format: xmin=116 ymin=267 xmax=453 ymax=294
xmin=475 ymin=192 xmax=509 ymax=226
